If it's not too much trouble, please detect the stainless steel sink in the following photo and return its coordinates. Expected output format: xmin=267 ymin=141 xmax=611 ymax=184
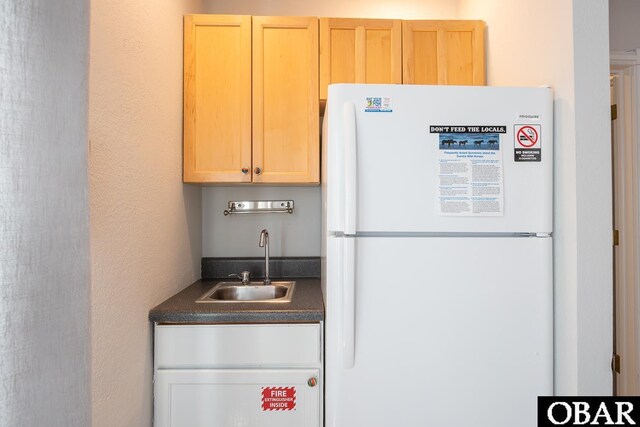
xmin=196 ymin=281 xmax=295 ymax=303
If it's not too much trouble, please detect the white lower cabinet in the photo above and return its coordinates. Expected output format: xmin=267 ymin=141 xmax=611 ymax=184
xmin=155 ymin=369 xmax=320 ymax=427
xmin=153 ymin=323 xmax=323 ymax=427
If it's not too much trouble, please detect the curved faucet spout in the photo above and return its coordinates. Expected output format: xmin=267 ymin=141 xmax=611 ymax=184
xmin=258 ymin=229 xmax=270 ymax=285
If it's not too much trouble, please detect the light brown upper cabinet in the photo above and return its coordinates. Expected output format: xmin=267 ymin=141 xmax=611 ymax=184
xmin=184 ymin=15 xmax=252 ymax=183
xmin=319 ymin=18 xmax=402 ymax=100
xmin=403 ymin=20 xmax=485 ymax=86
xmin=253 ymin=16 xmax=319 ymax=184
xmin=183 ymin=15 xmax=319 ymax=184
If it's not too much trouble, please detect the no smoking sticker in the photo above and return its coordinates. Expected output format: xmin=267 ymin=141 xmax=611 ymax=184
xmin=514 ymin=124 xmax=541 ymax=162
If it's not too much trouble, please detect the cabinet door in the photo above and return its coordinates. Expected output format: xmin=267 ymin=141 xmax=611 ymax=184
xmin=155 ymin=369 xmax=321 ymax=427
xmin=319 ymin=18 xmax=402 ymax=100
xmin=252 ymin=17 xmax=320 ymax=184
xmin=403 ymin=20 xmax=485 ymax=86
xmin=183 ymin=15 xmax=252 ymax=183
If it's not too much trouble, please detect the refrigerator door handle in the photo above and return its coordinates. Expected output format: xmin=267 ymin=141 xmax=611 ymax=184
xmin=343 ymin=102 xmax=357 ymax=235
xmin=342 ymin=237 xmax=356 ymax=368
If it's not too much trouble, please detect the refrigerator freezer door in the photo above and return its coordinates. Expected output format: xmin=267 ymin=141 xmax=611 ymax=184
xmin=325 ymin=236 xmax=552 ymax=427
xmin=324 ymin=84 xmax=553 ymax=234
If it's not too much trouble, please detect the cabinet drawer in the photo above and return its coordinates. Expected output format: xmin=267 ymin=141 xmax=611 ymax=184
xmin=155 ymin=324 xmax=321 ymax=368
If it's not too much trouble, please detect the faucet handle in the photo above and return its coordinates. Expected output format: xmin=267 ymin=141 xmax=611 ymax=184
xmin=228 ymin=271 xmax=251 ymax=285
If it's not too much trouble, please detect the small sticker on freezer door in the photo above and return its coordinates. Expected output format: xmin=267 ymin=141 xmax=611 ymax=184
xmin=514 ymin=124 xmax=541 ymax=162
xmin=261 ymin=387 xmax=296 ymax=411
xmin=430 ymin=125 xmax=506 ymax=216
xmin=365 ymin=97 xmax=392 ymax=112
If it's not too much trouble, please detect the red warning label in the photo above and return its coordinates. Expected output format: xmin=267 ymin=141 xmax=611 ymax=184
xmin=516 ymin=125 xmax=539 ymax=148
xmin=262 ymin=387 xmax=296 ymax=411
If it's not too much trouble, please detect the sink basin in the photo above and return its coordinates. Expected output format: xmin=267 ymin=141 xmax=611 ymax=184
xmin=196 ymin=281 xmax=295 ymax=303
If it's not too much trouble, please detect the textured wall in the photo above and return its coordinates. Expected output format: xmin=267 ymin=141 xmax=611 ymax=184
xmin=459 ymin=0 xmax=612 ymax=394
xmin=200 ymin=0 xmax=459 ymax=258
xmin=89 ymin=1 xmax=204 ymax=426
xmin=0 ymin=1 xmax=91 ymax=426
xmin=204 ymin=0 xmax=459 ymax=17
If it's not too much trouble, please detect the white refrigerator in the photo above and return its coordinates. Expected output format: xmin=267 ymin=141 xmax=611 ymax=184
xmin=322 ymin=84 xmax=553 ymax=427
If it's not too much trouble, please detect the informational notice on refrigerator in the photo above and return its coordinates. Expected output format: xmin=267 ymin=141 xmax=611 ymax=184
xmin=430 ymin=125 xmax=506 ymax=216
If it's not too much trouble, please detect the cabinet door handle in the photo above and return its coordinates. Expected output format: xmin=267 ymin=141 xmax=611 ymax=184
xmin=254 ymin=167 xmax=262 ymax=175
xmin=307 ymin=377 xmax=317 ymax=387
xmin=241 ymin=168 xmax=249 ymax=174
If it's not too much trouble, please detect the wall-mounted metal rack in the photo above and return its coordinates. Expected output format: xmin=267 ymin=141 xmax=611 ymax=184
xmin=223 ymin=200 xmax=294 ymax=216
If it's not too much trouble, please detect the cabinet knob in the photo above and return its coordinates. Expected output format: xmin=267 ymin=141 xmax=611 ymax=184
xmin=254 ymin=167 xmax=262 ymax=175
xmin=307 ymin=377 xmax=317 ymax=387
xmin=241 ymin=168 xmax=249 ymax=174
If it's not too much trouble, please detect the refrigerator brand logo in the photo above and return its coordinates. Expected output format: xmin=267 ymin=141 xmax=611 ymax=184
xmin=365 ymin=97 xmax=392 ymax=112
xmin=538 ymin=397 xmax=640 ymax=426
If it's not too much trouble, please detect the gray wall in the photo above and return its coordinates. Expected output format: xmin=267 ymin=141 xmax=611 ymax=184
xmin=572 ymin=0 xmax=613 ymax=394
xmin=610 ymin=0 xmax=640 ymax=51
xmin=0 ymin=1 xmax=91 ymax=426
xmin=203 ymin=186 xmax=321 ymax=257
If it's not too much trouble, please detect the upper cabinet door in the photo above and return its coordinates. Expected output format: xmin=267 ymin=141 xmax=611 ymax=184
xmin=183 ymin=15 xmax=252 ymax=183
xmin=403 ymin=20 xmax=485 ymax=86
xmin=319 ymin=18 xmax=402 ymax=100
xmin=252 ymin=16 xmax=320 ymax=184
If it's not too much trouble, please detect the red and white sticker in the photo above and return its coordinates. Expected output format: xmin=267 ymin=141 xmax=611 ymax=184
xmin=515 ymin=124 xmax=540 ymax=148
xmin=262 ymin=387 xmax=296 ymax=411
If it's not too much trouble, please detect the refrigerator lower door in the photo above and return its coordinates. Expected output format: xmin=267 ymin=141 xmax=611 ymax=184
xmin=325 ymin=236 xmax=552 ymax=427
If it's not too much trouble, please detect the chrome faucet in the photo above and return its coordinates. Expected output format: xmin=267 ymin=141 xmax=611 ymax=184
xmin=258 ymin=229 xmax=271 ymax=285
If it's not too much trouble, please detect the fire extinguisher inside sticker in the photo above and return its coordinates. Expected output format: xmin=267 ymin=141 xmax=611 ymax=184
xmin=262 ymin=387 xmax=296 ymax=411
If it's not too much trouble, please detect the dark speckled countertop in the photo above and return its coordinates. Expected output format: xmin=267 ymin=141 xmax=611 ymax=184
xmin=149 ymin=258 xmax=324 ymax=324
xmin=148 ymin=278 xmax=323 ymax=323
